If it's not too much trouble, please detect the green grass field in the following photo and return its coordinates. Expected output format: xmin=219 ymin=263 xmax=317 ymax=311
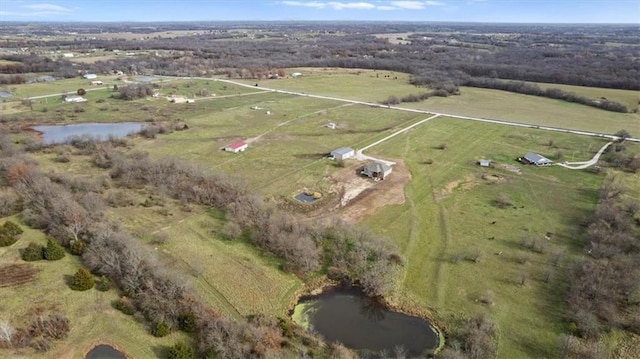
xmin=360 ymin=117 xmax=609 ymax=358
xmin=245 ymin=68 xmax=639 ymax=136
xmin=534 ymin=82 xmax=640 ymax=112
xmin=404 ymin=87 xmax=639 ymax=135
xmin=135 ymin=95 xmax=424 ymax=196
xmin=2 ymin=69 xmax=639 ymax=358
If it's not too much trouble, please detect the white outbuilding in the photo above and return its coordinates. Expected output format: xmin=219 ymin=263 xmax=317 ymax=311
xmin=330 ymin=147 xmax=355 ymax=160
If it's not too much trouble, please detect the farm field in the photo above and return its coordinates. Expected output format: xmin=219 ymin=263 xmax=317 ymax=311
xmin=359 ymin=117 xmax=614 ymax=358
xmin=135 ymin=94 xmax=425 ymax=196
xmin=246 ymin=68 xmax=639 ymax=135
xmin=2 ymin=68 xmax=639 ymax=359
xmin=404 ymin=86 xmax=640 ymax=135
xmin=534 ymin=82 xmax=640 ymax=112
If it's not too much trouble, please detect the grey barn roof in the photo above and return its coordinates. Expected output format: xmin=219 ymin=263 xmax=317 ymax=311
xmin=524 ymin=152 xmax=551 ymax=163
xmin=364 ymin=161 xmax=391 ymax=173
xmin=331 ymin=147 xmax=354 ymax=155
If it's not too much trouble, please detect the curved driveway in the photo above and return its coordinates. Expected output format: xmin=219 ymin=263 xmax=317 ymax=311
xmin=556 ymin=141 xmax=613 ymax=169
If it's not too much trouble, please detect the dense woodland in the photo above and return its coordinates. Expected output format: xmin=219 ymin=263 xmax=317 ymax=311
xmin=1 ymin=22 xmax=639 ymax=104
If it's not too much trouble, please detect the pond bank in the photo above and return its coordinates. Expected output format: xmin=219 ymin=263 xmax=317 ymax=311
xmin=288 ymin=282 xmax=445 ymax=357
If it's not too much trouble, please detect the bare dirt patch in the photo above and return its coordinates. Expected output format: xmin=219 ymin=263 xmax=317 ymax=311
xmin=0 ymin=263 xmax=39 ymax=287
xmin=435 ymin=175 xmax=477 ymax=202
xmin=493 ymin=162 xmax=522 ymax=174
xmin=328 ymin=160 xmax=411 ymax=222
xmin=481 ymin=173 xmax=507 ymax=183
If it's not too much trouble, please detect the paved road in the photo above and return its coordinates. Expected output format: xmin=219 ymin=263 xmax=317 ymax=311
xmin=27 ymin=86 xmax=110 ymax=100
xmin=356 ymin=114 xmax=441 ymax=165
xmin=556 ymin=141 xmax=613 ymax=169
xmin=207 ymin=77 xmax=639 ymax=144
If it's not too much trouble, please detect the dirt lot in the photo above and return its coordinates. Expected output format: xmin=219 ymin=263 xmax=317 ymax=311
xmin=327 ymin=160 xmax=411 ymax=222
xmin=0 ymin=263 xmax=39 ymax=287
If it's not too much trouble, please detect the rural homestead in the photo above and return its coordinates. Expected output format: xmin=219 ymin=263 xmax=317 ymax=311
xmin=0 ymin=7 xmax=637 ymax=359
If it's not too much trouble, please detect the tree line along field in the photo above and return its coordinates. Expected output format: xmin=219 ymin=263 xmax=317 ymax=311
xmin=239 ymin=67 xmax=639 ymax=135
xmin=0 ymin=69 xmax=638 ymax=358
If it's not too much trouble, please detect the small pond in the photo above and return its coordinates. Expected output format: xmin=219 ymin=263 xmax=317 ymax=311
xmin=85 ymin=344 xmax=126 ymax=359
xmin=0 ymin=91 xmax=12 ymax=98
xmin=134 ymin=76 xmax=156 ymax=82
xmin=291 ymin=288 xmax=439 ymax=357
xmin=295 ymin=193 xmax=317 ymax=203
xmin=30 ymin=122 xmax=146 ymax=144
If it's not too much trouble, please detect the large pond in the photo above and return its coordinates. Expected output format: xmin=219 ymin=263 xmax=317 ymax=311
xmin=30 ymin=122 xmax=146 ymax=144
xmin=291 ymin=288 xmax=439 ymax=357
xmin=85 ymin=344 xmax=126 ymax=359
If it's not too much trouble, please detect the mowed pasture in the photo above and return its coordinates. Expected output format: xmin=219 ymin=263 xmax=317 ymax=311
xmin=0 ymin=217 xmax=186 ymax=359
xmin=248 ymin=68 xmax=639 ymax=135
xmin=404 ymin=86 xmax=640 ymax=135
xmin=2 ymin=69 xmax=638 ymax=358
xmin=135 ymin=93 xmax=424 ymax=196
xmin=360 ymin=117 xmax=611 ymax=358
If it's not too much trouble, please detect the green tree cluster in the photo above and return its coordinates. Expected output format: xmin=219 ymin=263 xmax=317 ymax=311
xmin=43 ymin=238 xmax=65 ymax=260
xmin=0 ymin=220 xmax=23 ymax=247
xmin=70 ymin=268 xmax=94 ymax=291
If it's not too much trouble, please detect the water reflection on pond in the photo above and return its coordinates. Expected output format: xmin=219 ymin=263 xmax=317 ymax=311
xmin=85 ymin=344 xmax=125 ymax=359
xmin=30 ymin=122 xmax=145 ymax=144
xmin=292 ymin=288 xmax=439 ymax=358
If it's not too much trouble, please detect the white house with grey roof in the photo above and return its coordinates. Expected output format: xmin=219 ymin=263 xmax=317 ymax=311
xmin=523 ymin=152 xmax=553 ymax=166
xmin=330 ymin=147 xmax=355 ymax=160
xmin=362 ymin=161 xmax=392 ymax=180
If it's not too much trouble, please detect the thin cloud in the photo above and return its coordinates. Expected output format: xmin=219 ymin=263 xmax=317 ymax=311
xmin=24 ymin=3 xmax=74 ymax=13
xmin=391 ymin=1 xmax=427 ymax=10
xmin=3 ymin=3 xmax=77 ymax=17
xmin=281 ymin=1 xmax=446 ymax=11
xmin=280 ymin=1 xmax=326 ymax=8
xmin=327 ymin=2 xmax=377 ymax=10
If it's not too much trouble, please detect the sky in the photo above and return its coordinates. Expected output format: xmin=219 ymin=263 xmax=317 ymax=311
xmin=0 ymin=0 xmax=638 ymax=23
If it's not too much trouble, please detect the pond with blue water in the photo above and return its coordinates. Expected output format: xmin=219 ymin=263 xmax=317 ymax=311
xmin=30 ymin=122 xmax=146 ymax=144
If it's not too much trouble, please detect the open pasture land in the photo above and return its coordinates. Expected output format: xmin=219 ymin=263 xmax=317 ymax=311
xmin=136 ymin=94 xmax=425 ymax=196
xmin=534 ymin=82 xmax=640 ymax=112
xmin=403 ymin=86 xmax=639 ymax=135
xmin=360 ymin=117 xmax=611 ymax=358
xmin=2 ymin=78 xmax=266 ymax=121
xmin=0 ymin=217 xmax=182 ymax=359
xmin=247 ymin=69 xmax=639 ymax=135
xmin=244 ymin=67 xmax=415 ymax=103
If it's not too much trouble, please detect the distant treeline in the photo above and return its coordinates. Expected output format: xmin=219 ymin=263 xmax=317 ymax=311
xmin=464 ymin=78 xmax=629 ymax=113
xmin=2 ymin=22 xmax=639 ymax=108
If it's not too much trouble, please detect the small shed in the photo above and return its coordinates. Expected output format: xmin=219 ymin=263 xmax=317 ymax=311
xmin=479 ymin=159 xmax=492 ymax=167
xmin=362 ymin=161 xmax=392 ymax=180
xmin=225 ymin=141 xmax=248 ymax=153
xmin=64 ymin=95 xmax=87 ymax=103
xmin=168 ymin=95 xmax=194 ymax=104
xmin=523 ymin=152 xmax=553 ymax=166
xmin=291 ymin=72 xmax=302 ymax=78
xmin=90 ymin=80 xmax=103 ymax=86
xmin=330 ymin=147 xmax=355 ymax=160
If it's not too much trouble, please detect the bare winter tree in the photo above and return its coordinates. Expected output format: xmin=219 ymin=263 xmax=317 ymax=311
xmin=0 ymin=319 xmax=15 ymax=346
